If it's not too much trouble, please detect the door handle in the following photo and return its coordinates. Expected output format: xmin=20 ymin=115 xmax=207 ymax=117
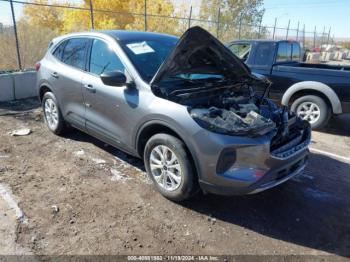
xmin=84 ymin=84 xmax=96 ymax=93
xmin=51 ymin=72 xmax=59 ymax=78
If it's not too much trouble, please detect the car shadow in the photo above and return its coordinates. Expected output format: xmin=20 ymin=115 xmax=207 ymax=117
xmin=180 ymin=153 xmax=350 ymax=257
xmin=320 ymin=113 xmax=350 ymax=136
xmin=63 ymin=128 xmax=350 ymax=257
xmin=65 ymin=129 xmax=146 ymax=171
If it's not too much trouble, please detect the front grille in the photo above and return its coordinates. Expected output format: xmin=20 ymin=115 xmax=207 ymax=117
xmin=270 ymin=120 xmax=311 ymax=159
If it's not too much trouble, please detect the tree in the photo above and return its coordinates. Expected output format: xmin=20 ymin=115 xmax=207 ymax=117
xmin=17 ymin=21 xmax=56 ymax=68
xmin=125 ymin=0 xmax=178 ymax=35
xmin=22 ymin=0 xmax=64 ymax=33
xmin=199 ymin=0 xmax=265 ymax=41
xmin=61 ymin=0 xmax=134 ymax=33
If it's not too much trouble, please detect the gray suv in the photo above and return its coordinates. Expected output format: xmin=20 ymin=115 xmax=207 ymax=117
xmin=36 ymin=26 xmax=311 ymax=201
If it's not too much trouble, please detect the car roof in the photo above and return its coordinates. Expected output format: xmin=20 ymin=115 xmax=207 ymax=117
xmin=51 ymin=30 xmax=179 ymax=47
xmin=97 ymin=30 xmax=179 ymax=42
xmin=227 ymin=39 xmax=298 ymax=44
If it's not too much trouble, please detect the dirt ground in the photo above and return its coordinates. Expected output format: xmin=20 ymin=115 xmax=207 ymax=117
xmin=0 ymin=98 xmax=350 ymax=259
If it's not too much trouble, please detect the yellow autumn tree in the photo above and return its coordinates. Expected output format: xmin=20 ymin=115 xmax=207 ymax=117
xmin=22 ymin=0 xmax=64 ymax=33
xmin=61 ymin=0 xmax=135 ymax=33
xmin=125 ymin=0 xmax=179 ymax=35
xmin=22 ymin=0 xmax=179 ymax=34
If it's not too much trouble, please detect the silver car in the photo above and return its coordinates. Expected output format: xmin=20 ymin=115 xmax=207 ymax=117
xmin=36 ymin=26 xmax=311 ymax=201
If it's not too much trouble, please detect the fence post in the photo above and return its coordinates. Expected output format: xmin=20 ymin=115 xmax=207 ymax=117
xmin=144 ymin=0 xmax=147 ymax=31
xmin=303 ymin=24 xmax=305 ymax=49
xmin=272 ymin=17 xmax=277 ymax=40
xmin=89 ymin=0 xmax=94 ymax=29
xmin=238 ymin=14 xmax=242 ymax=39
xmin=296 ymin=21 xmax=299 ymax=41
xmin=286 ymin=19 xmax=290 ymax=40
xmin=320 ymin=26 xmax=325 ymax=50
xmin=216 ymin=8 xmax=220 ymax=38
xmin=326 ymin=27 xmax=331 ymax=46
xmin=313 ymin=26 xmax=316 ymax=48
xmin=9 ymin=0 xmax=22 ymax=71
xmin=188 ymin=6 xmax=192 ymax=29
xmin=257 ymin=17 xmax=262 ymax=39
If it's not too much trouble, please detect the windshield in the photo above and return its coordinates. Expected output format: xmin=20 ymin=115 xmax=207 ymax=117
xmin=170 ymin=73 xmax=224 ymax=81
xmin=119 ymin=37 xmax=178 ymax=82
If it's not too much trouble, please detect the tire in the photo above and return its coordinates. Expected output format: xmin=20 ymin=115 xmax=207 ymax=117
xmin=144 ymin=133 xmax=197 ymax=202
xmin=42 ymin=92 xmax=68 ymax=135
xmin=291 ymin=95 xmax=331 ymax=130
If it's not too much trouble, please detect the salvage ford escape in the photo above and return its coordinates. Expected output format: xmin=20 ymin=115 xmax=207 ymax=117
xmin=36 ymin=26 xmax=311 ymax=201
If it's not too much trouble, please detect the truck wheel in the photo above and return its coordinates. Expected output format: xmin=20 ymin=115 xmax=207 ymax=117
xmin=144 ymin=133 xmax=197 ymax=202
xmin=291 ymin=95 xmax=331 ymax=129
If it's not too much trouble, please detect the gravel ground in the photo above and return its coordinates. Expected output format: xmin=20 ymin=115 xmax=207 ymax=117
xmin=0 ymin=98 xmax=349 ymax=259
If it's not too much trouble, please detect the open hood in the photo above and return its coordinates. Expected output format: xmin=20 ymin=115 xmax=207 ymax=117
xmin=150 ymin=26 xmax=254 ymax=87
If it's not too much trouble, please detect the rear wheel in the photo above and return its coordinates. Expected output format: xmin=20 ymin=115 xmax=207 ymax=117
xmin=291 ymin=95 xmax=331 ymax=130
xmin=42 ymin=92 xmax=68 ymax=135
xmin=144 ymin=133 xmax=197 ymax=202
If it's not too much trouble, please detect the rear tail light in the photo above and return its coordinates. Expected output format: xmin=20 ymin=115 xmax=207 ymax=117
xmin=34 ymin=62 xmax=41 ymax=71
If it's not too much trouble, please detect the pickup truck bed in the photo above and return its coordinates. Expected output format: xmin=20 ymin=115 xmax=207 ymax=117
xmin=227 ymin=40 xmax=350 ymax=129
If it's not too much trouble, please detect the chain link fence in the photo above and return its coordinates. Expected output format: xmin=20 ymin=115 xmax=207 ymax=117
xmin=0 ymin=0 xmax=333 ymax=71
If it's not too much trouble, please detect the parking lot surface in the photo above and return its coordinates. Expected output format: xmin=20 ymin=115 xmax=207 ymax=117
xmin=0 ymin=98 xmax=349 ymax=259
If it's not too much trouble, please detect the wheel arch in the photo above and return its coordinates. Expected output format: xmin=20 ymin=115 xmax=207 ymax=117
xmin=281 ymin=81 xmax=342 ymax=114
xmin=38 ymin=84 xmax=53 ymax=102
xmin=135 ymin=120 xmax=200 ymax=179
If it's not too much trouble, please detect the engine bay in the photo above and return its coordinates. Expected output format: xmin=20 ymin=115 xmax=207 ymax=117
xmin=185 ymin=82 xmax=284 ymax=137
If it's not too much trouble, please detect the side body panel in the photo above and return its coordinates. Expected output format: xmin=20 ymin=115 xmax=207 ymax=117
xmin=38 ymin=51 xmax=86 ymax=129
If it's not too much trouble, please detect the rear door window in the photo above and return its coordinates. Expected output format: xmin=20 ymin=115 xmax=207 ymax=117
xmin=61 ymin=38 xmax=90 ymax=70
xmin=89 ymin=39 xmax=125 ymax=76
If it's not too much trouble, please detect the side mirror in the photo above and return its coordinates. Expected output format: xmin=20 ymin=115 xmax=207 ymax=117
xmin=100 ymin=71 xmax=127 ymax=87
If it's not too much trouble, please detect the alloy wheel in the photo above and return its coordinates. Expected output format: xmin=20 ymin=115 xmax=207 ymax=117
xmin=44 ymin=98 xmax=59 ymax=130
xmin=149 ymin=145 xmax=182 ymax=191
xmin=296 ymin=101 xmax=321 ymax=124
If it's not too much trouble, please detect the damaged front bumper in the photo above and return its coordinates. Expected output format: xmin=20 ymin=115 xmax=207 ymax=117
xmin=190 ymin=122 xmax=310 ymax=196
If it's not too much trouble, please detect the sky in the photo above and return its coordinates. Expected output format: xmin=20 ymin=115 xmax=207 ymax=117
xmin=262 ymin=0 xmax=350 ymax=39
xmin=0 ymin=0 xmax=349 ymax=38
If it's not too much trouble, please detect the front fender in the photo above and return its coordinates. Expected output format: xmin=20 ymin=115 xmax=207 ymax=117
xmin=281 ymin=81 xmax=342 ymax=114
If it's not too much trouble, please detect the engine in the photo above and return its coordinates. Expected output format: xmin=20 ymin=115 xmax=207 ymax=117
xmin=189 ymin=87 xmax=290 ymax=137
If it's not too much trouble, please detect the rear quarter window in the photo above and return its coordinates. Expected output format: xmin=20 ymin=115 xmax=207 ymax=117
xmin=292 ymin=42 xmax=301 ymax=61
xmin=52 ymin=41 xmax=66 ymax=60
xmin=228 ymin=43 xmax=251 ymax=60
xmin=276 ymin=42 xmax=292 ymax=62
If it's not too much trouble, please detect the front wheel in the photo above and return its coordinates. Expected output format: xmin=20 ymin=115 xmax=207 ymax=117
xmin=291 ymin=95 xmax=331 ymax=130
xmin=144 ymin=133 xmax=197 ymax=202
